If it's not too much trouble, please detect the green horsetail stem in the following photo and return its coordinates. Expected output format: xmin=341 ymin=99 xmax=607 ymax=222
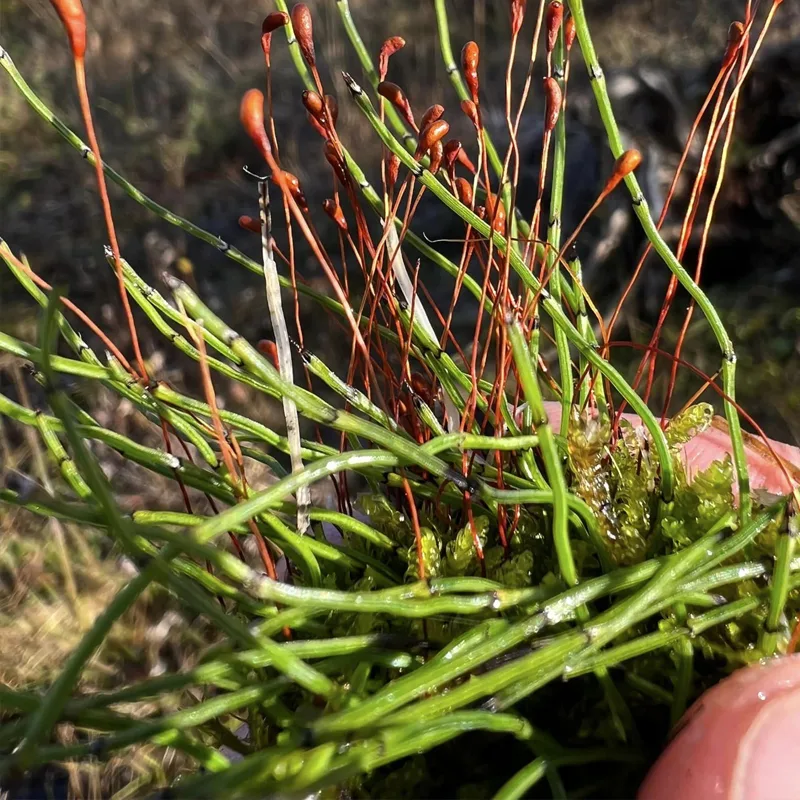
xmin=507 ymin=314 xmax=576 ymax=587
xmin=567 ymin=0 xmax=750 ymax=519
xmin=545 ymin=26 xmax=575 ymax=437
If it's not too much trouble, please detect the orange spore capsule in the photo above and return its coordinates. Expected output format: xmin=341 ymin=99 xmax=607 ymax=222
xmin=306 ymin=112 xmax=327 ymax=138
xmin=50 ymin=0 xmax=87 ymax=59
xmin=604 ymin=148 xmax=642 ymax=194
xmin=386 ymin=152 xmax=400 ymax=187
xmin=410 ymin=372 xmax=433 ymax=403
xmin=324 ymin=142 xmax=349 ymax=185
xmin=443 ymin=139 xmax=462 ymax=171
xmin=257 ymin=339 xmax=280 ymax=370
xmin=377 ymin=81 xmax=416 ymax=129
xmin=455 ymin=177 xmax=473 ymax=206
xmin=291 ymin=4 xmax=316 ymax=68
xmin=261 ymin=11 xmax=289 ymax=58
xmin=416 ymin=119 xmax=450 ymax=159
xmin=429 ymin=140 xmax=444 ymax=174
xmin=613 ymin=149 xmax=642 ymax=179
xmin=461 ymin=99 xmax=480 ymax=130
xmin=302 ymin=89 xmax=325 ymax=120
xmin=545 ymin=1 xmax=563 ymax=54
xmin=322 ymin=198 xmax=348 ymax=232
xmin=272 ymin=170 xmax=308 ymax=212
xmin=263 ymin=11 xmax=289 ymax=34
xmin=324 ymin=95 xmax=338 ymax=127
xmin=722 ymin=21 xmax=745 ymax=69
xmin=461 ymin=41 xmax=480 ymax=103
xmin=457 ymin=148 xmax=476 ymax=173
xmin=564 ymin=14 xmax=576 ymax=51
xmin=238 ymin=215 xmax=261 ymax=234
xmin=484 ymin=191 xmax=506 ymax=234
xmin=240 ymin=89 xmax=271 ymax=160
xmin=420 ymin=104 xmax=445 ymax=130
xmin=378 ymin=36 xmax=406 ymax=82
xmin=543 ymin=76 xmax=562 ymax=132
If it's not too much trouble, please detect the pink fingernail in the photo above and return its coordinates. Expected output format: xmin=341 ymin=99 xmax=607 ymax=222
xmin=731 ymin=686 xmax=800 ymax=800
xmin=639 ymin=655 xmax=800 ymax=800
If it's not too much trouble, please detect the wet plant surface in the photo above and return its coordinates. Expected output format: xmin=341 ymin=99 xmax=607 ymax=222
xmin=1 ymin=0 xmax=800 ymax=797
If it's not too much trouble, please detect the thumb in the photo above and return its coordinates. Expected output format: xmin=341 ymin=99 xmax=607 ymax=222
xmin=638 ymin=654 xmax=800 ymax=800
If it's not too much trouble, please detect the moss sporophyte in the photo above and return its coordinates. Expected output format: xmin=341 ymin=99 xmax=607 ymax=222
xmin=0 ymin=0 xmax=796 ymax=796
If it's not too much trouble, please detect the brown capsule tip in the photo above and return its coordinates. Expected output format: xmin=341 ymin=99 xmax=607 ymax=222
xmin=485 ymin=191 xmax=506 ymax=234
xmin=377 ymin=81 xmax=405 ymax=104
xmin=455 ymin=177 xmax=473 ymax=207
xmin=728 ymin=20 xmax=745 ymax=41
xmin=461 ymin=41 xmax=480 ymax=102
xmin=238 ymin=215 xmax=261 ymax=234
xmin=262 ymin=11 xmax=289 ymax=35
xmin=603 ymin=148 xmax=642 ymax=194
xmin=257 ymin=339 xmax=280 ymax=370
xmin=443 ymin=139 xmax=462 ymax=170
xmin=50 ymin=0 xmax=87 ymax=59
xmin=302 ymin=89 xmax=325 ymax=119
xmin=511 ymin=0 xmax=527 ymax=37
xmin=322 ymin=199 xmax=348 ymax=232
xmin=420 ymin=104 xmax=445 ymax=131
xmin=386 ymin=152 xmax=400 ymax=187
xmin=543 ymin=76 xmax=562 ymax=132
xmin=546 ymin=1 xmax=564 ymax=53
xmin=271 ymin=169 xmax=297 ymax=191
xmin=272 ymin=170 xmax=308 ymax=211
xmin=324 ymin=142 xmax=349 ymax=185
xmin=461 ymin=41 xmax=480 ymax=71
xmin=261 ymin=12 xmax=289 ymax=58
xmin=324 ymin=95 xmax=338 ymax=127
xmin=306 ymin=112 xmax=327 ymax=139
xmin=291 ymin=3 xmax=315 ymax=68
xmin=410 ymin=372 xmax=433 ymax=401
xmin=377 ymin=81 xmax=416 ymax=128
xmin=722 ymin=21 xmax=745 ymax=68
xmin=428 ymin=140 xmax=444 ymax=175
xmin=378 ymin=36 xmax=406 ymax=81
xmin=416 ymin=119 xmax=450 ymax=159
xmin=240 ymin=89 xmax=271 ymax=160
xmin=457 ymin=148 xmax=476 ymax=173
xmin=460 ymin=99 xmax=480 ymax=129
xmin=613 ymin=149 xmax=642 ymax=179
xmin=564 ymin=14 xmax=576 ymax=50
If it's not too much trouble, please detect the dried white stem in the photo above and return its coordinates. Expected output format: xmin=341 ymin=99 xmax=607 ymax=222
xmin=258 ymin=179 xmax=309 ymax=533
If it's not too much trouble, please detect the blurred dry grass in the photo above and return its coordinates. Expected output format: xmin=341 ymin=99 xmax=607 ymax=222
xmin=0 ymin=473 xmax=202 ymax=797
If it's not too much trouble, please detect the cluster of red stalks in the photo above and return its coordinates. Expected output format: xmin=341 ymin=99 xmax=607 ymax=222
xmin=40 ymin=0 xmax=786 ymax=584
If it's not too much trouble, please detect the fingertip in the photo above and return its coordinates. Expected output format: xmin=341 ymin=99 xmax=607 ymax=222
xmin=638 ymin=654 xmax=800 ymax=800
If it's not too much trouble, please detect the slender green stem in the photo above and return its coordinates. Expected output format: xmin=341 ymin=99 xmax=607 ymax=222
xmin=494 ymin=756 xmax=549 ymax=800
xmin=670 ymin=604 xmax=694 ymax=726
xmin=567 ymin=0 xmax=750 ymax=518
xmin=546 ymin=26 xmax=574 ymax=437
xmin=507 ymin=315 xmax=576 ymax=586
xmin=762 ymin=525 xmax=797 ymax=654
